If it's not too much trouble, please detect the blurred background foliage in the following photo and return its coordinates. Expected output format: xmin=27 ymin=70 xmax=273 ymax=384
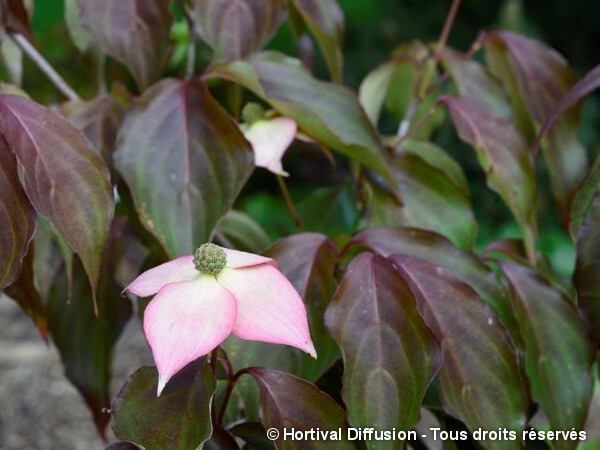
xmin=12 ymin=0 xmax=600 ymax=279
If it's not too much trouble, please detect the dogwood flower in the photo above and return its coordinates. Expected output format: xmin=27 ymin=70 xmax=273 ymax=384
xmin=124 ymin=243 xmax=316 ymax=395
xmin=242 ymin=116 xmax=297 ymax=176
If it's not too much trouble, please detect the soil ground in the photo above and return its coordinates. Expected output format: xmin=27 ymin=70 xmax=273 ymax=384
xmin=0 ymin=294 xmax=153 ymax=450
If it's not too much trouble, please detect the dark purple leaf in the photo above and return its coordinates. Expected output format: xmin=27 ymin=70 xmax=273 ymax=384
xmin=394 ymin=256 xmax=528 ymax=450
xmin=535 ymin=63 xmax=600 ymax=149
xmin=194 ymin=0 xmax=287 ymax=61
xmin=571 ymin=155 xmax=600 ymax=239
xmin=348 ymin=227 xmax=521 ymax=345
xmin=0 ymin=135 xmax=35 ymax=288
xmin=114 ymin=78 xmax=253 ymax=258
xmin=228 ymin=422 xmax=273 ymax=449
xmin=500 ymin=262 xmax=594 ymax=450
xmin=61 ymin=94 xmax=126 ymax=177
xmin=111 ymin=360 xmax=215 ymax=450
xmin=573 ymin=157 xmax=600 ymax=348
xmin=246 ymin=368 xmax=354 ymax=450
xmin=77 ymin=0 xmax=172 ymax=90
xmin=105 ymin=443 xmax=142 ymax=450
xmin=0 ymin=94 xmax=114 ymax=310
xmin=203 ymin=426 xmax=239 ymax=450
xmin=223 ymin=233 xmax=339 ymax=420
xmin=212 ymin=51 xmax=394 ymax=186
xmin=367 ymin=150 xmax=476 ymax=250
xmin=289 ymin=0 xmax=344 ymax=82
xmin=4 ymin=242 xmax=48 ymax=341
xmin=484 ymin=31 xmax=588 ymax=220
xmin=0 ymin=0 xmax=32 ymax=41
xmin=325 ymin=253 xmax=440 ymax=447
xmin=48 ymin=221 xmax=132 ymax=437
xmin=441 ymin=47 xmax=512 ymax=119
xmin=444 ymin=95 xmax=537 ymax=262
xmin=582 ymin=375 xmax=600 ymax=446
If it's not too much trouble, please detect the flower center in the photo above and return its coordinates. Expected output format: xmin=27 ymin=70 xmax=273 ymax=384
xmin=193 ymin=243 xmax=227 ymax=274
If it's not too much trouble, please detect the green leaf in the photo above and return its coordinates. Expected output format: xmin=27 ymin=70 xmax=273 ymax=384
xmin=349 ymin=227 xmax=521 ymax=346
xmin=394 ymin=256 xmax=528 ymax=450
xmin=484 ymin=31 xmax=588 ymax=220
xmin=223 ymin=233 xmax=339 ymax=420
xmin=0 ymin=94 xmax=114 ymax=309
xmin=325 ymin=253 xmax=440 ymax=449
xmin=366 ymin=150 xmax=476 ymax=250
xmin=77 ymin=0 xmax=173 ymax=90
xmin=212 ymin=51 xmax=394 ymax=185
xmin=194 ymin=0 xmax=287 ymax=61
xmin=114 ymin=78 xmax=253 ymax=258
xmin=500 ymin=262 xmax=594 ymax=450
xmin=358 ymin=60 xmax=396 ymax=125
xmin=217 ymin=209 xmax=270 ymax=254
xmin=64 ymin=0 xmax=92 ymax=52
xmin=444 ymin=95 xmax=537 ymax=262
xmin=0 ymin=135 xmax=35 ymax=289
xmin=111 ymin=359 xmax=215 ymax=450
xmin=289 ymin=0 xmax=345 ymax=82
xmin=247 ymin=368 xmax=354 ymax=450
xmin=440 ymin=47 xmax=512 ymax=119
xmin=573 ymin=159 xmax=600 ymax=348
xmin=48 ymin=221 xmax=132 ymax=437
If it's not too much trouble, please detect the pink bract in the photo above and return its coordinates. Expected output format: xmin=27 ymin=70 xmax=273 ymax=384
xmin=124 ymin=246 xmax=316 ymax=395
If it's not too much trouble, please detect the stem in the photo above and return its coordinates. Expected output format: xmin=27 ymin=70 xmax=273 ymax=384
xmin=276 ymin=175 xmax=302 ymax=230
xmin=176 ymin=0 xmax=196 ymax=79
xmin=392 ymin=103 xmax=442 ymax=148
xmin=432 ymin=0 xmax=462 ymax=62
xmin=423 ymin=33 xmax=485 ymax=98
xmin=218 ymin=373 xmax=238 ymax=425
xmin=396 ymin=98 xmax=418 ymax=139
xmin=11 ymin=33 xmax=81 ymax=101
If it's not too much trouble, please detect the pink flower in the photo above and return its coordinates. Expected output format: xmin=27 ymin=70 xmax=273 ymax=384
xmin=124 ymin=243 xmax=316 ymax=395
xmin=242 ymin=117 xmax=297 ymax=176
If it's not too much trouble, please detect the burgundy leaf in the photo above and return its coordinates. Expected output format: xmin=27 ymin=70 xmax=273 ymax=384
xmin=223 ymin=233 xmax=339 ymax=421
xmin=0 ymin=135 xmax=35 ymax=288
xmin=4 ymin=243 xmax=48 ymax=341
xmin=48 ymin=221 xmax=132 ymax=437
xmin=194 ymin=0 xmax=287 ymax=61
xmin=484 ymin=31 xmax=587 ymax=221
xmin=77 ymin=0 xmax=172 ymax=90
xmin=394 ymin=255 xmax=528 ymax=450
xmin=441 ymin=47 xmax=512 ymax=119
xmin=501 ymin=262 xmax=594 ymax=450
xmin=247 ymin=368 xmax=354 ymax=450
xmin=535 ymin=63 xmax=600 ymax=150
xmin=573 ymin=158 xmax=600 ymax=348
xmin=0 ymin=94 xmax=114 ymax=310
xmin=444 ymin=95 xmax=537 ymax=262
xmin=349 ymin=227 xmax=521 ymax=345
xmin=114 ymin=79 xmax=253 ymax=258
xmin=62 ymin=94 xmax=126 ymax=178
xmin=0 ymin=0 xmax=33 ymax=41
xmin=325 ymin=253 xmax=441 ymax=447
